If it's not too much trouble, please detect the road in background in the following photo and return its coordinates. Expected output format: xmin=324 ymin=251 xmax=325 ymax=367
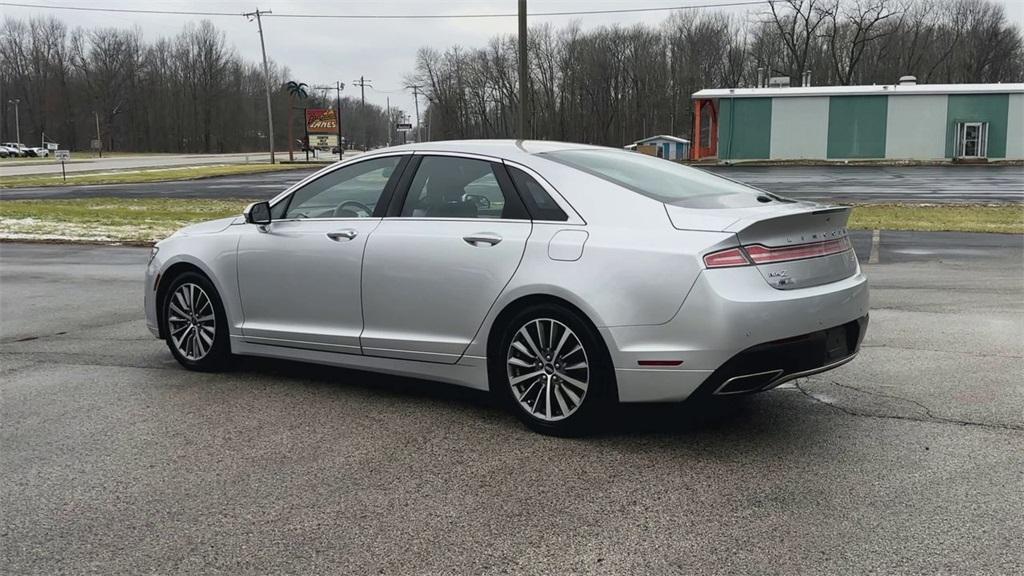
xmin=3 ymin=164 xmax=1022 ymax=203
xmin=2 ymin=152 xmax=273 ymax=176
xmin=1 ymin=231 xmax=1022 ymax=574
xmin=705 ymin=164 xmax=1024 ymax=203
xmin=0 ymin=170 xmax=319 ymax=201
xmin=0 ymin=151 xmax=342 ymax=177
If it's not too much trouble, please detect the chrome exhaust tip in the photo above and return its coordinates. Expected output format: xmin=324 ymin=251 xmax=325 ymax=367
xmin=713 ymin=369 xmax=784 ymax=395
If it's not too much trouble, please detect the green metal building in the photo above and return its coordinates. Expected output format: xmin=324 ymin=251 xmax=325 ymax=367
xmin=690 ymin=81 xmax=1024 ymax=161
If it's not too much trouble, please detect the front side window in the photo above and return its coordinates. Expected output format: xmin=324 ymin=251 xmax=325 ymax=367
xmin=277 ymin=156 xmax=403 ymax=219
xmin=400 ymin=156 xmax=523 ymax=219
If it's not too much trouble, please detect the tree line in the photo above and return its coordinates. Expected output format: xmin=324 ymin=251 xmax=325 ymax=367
xmin=0 ymin=18 xmax=401 ymax=153
xmin=2 ymin=0 xmax=1020 ymax=154
xmin=409 ymin=0 xmax=1023 ymax=146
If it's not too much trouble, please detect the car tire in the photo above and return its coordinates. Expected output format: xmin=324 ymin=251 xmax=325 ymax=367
xmin=161 ymin=271 xmax=232 ymax=372
xmin=492 ymin=303 xmax=614 ymax=436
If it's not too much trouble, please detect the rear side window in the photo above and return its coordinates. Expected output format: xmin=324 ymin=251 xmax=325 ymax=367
xmin=541 ymin=148 xmax=761 ymax=206
xmin=506 ymin=166 xmax=568 ymax=222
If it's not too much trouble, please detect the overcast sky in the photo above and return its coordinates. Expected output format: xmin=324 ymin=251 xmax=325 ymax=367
xmin=4 ymin=0 xmax=1023 ymax=119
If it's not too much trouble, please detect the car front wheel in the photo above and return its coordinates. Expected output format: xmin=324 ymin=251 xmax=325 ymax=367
xmin=495 ymin=303 xmax=613 ymax=436
xmin=162 ymin=272 xmax=231 ymax=371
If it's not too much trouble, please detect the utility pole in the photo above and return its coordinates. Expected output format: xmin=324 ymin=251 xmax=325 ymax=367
xmin=385 ymin=96 xmax=391 ymax=147
xmin=93 ymin=111 xmax=101 ymax=158
xmin=7 ymin=98 xmax=20 ymax=143
xmin=517 ymin=0 xmax=528 ymax=140
xmin=407 ymin=84 xmax=423 ymax=143
xmin=352 ymin=76 xmax=371 ymax=150
xmin=244 ymin=9 xmax=275 ymax=164
xmin=335 ymin=81 xmax=344 ymax=157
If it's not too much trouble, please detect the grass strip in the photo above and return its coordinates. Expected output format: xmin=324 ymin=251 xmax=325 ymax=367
xmin=848 ymin=204 xmax=1023 ymax=234
xmin=0 ymin=199 xmax=1020 ymax=245
xmin=0 ymin=198 xmax=252 ymax=243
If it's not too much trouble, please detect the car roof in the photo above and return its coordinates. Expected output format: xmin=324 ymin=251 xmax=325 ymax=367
xmin=369 ymin=139 xmax=605 ymax=162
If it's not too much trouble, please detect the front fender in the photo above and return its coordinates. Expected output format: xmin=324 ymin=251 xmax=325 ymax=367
xmin=147 ymin=230 xmax=243 ymax=338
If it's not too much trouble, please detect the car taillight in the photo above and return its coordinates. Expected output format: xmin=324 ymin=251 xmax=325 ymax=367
xmin=745 ymin=237 xmax=851 ymax=264
xmin=704 ymin=237 xmax=852 ymax=269
xmin=703 ymin=247 xmax=750 ymax=268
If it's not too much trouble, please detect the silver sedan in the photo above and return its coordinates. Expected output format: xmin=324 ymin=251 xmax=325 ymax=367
xmin=145 ymin=140 xmax=868 ymax=435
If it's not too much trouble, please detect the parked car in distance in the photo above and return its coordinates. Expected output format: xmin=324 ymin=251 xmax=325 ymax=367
xmin=1 ymin=142 xmax=28 ymax=157
xmin=145 ymin=140 xmax=869 ymax=435
xmin=26 ymin=146 xmax=49 ymax=157
xmin=0 ymin=146 xmax=9 ymax=158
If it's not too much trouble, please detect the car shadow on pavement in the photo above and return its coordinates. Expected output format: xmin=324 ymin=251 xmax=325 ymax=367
xmin=230 ymin=356 xmax=763 ymax=438
xmin=232 ymin=355 xmax=499 ymax=407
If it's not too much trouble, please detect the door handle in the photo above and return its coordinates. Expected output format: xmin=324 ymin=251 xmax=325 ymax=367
xmin=463 ymin=233 xmax=502 ymax=247
xmin=327 ymin=229 xmax=358 ymax=241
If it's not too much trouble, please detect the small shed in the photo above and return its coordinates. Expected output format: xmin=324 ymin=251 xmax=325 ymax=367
xmin=630 ymin=135 xmax=691 ymax=161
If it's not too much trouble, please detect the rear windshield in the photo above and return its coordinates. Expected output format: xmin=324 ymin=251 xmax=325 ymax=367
xmin=540 ymin=148 xmax=763 ymax=206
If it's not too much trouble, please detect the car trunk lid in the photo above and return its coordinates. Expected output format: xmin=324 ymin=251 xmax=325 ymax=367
xmin=666 ymin=202 xmax=858 ymax=290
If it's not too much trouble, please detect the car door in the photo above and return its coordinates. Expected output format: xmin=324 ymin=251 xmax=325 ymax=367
xmin=236 ymin=154 xmax=408 ymax=353
xmin=360 ymin=153 xmax=533 ymax=363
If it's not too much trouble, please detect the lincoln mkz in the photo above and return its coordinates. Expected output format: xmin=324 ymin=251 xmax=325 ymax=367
xmin=145 ymin=140 xmax=868 ymax=435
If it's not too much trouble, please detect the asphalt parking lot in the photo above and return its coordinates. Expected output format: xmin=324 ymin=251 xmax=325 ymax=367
xmin=3 ymin=164 xmax=1022 ymax=203
xmin=1 ymin=231 xmax=1022 ymax=575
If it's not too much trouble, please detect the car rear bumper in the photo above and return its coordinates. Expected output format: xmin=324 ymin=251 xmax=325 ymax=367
xmin=604 ymin=265 xmax=869 ymax=402
xmin=695 ymin=315 xmax=867 ymax=397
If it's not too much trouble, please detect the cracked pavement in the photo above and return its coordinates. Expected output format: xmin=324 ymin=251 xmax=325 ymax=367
xmin=2 ymin=230 xmax=1022 ymax=575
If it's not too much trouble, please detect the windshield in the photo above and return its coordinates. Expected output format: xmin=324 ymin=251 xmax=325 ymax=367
xmin=541 ymin=148 xmax=768 ymax=207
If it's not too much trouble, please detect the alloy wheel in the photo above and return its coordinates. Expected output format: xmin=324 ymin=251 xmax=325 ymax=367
xmin=167 ymin=282 xmax=216 ymax=361
xmin=506 ymin=318 xmax=590 ymax=422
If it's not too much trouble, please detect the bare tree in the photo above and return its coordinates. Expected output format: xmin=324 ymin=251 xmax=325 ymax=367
xmin=818 ymin=0 xmax=901 ymax=84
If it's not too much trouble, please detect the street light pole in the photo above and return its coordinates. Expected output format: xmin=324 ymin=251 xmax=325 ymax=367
xmin=244 ymin=9 xmax=275 ymax=164
xmin=7 ymin=98 xmax=21 ymax=143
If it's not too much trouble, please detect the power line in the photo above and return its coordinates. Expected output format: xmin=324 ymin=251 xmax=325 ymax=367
xmin=0 ymin=2 xmax=240 ymax=16
xmin=0 ymin=1 xmax=770 ymax=19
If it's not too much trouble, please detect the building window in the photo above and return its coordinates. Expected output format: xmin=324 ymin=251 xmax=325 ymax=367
xmin=955 ymin=122 xmax=988 ymax=158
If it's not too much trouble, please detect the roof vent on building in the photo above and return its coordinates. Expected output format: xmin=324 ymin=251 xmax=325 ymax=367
xmin=898 ymin=75 xmax=917 ymax=85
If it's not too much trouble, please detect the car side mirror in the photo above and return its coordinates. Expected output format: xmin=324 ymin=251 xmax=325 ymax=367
xmin=244 ymin=201 xmax=271 ymax=225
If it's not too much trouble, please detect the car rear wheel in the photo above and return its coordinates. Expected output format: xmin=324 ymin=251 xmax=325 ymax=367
xmin=162 ymin=272 xmax=231 ymax=371
xmin=494 ymin=303 xmax=613 ymax=436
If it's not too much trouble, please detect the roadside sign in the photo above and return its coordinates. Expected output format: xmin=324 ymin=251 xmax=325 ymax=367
xmin=55 ymin=150 xmax=70 ymax=182
xmin=46 ymin=142 xmax=58 ymax=150
xmin=310 ymin=134 xmax=338 ymax=149
xmin=305 ymin=109 xmax=338 ymax=133
xmin=396 ymin=123 xmax=413 ymax=130
xmin=90 ymin=139 xmax=102 ymax=150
